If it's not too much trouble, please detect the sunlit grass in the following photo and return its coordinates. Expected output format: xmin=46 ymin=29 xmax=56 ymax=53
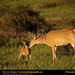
xmin=37 ymin=6 xmax=75 ymax=20
xmin=0 ymin=39 xmax=75 ymax=70
xmin=0 ymin=0 xmax=75 ymax=20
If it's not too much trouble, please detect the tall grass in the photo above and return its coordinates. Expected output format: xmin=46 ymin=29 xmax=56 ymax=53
xmin=0 ymin=34 xmax=75 ymax=70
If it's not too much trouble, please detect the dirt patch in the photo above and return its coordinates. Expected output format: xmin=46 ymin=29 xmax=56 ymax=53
xmin=34 ymin=4 xmax=45 ymax=9
xmin=34 ymin=2 xmax=56 ymax=9
xmin=34 ymin=0 xmax=75 ymax=9
xmin=48 ymin=18 xmax=75 ymax=26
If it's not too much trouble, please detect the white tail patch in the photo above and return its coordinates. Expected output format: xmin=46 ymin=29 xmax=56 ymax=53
xmin=73 ymin=29 xmax=75 ymax=32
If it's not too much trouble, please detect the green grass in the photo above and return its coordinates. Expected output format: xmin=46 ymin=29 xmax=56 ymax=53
xmin=0 ymin=0 xmax=75 ymax=21
xmin=0 ymin=0 xmax=53 ymax=8
xmin=36 ymin=6 xmax=75 ymax=20
xmin=0 ymin=36 xmax=75 ymax=70
xmin=0 ymin=42 xmax=75 ymax=70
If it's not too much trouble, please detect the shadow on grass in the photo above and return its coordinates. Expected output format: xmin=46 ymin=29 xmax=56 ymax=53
xmin=56 ymin=44 xmax=74 ymax=56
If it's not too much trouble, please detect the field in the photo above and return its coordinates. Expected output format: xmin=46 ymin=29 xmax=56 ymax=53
xmin=0 ymin=0 xmax=75 ymax=70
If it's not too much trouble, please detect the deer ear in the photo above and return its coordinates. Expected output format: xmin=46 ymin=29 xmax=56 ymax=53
xmin=34 ymin=32 xmax=41 ymax=40
xmin=34 ymin=36 xmax=37 ymax=40
xmin=21 ymin=41 xmax=24 ymax=43
xmin=34 ymin=34 xmax=37 ymax=40
xmin=25 ymin=42 xmax=27 ymax=44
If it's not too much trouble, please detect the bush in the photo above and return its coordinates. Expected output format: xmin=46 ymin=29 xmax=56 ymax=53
xmin=0 ymin=5 xmax=9 ymax=16
xmin=1 ymin=5 xmax=52 ymax=33
xmin=0 ymin=5 xmax=53 ymax=47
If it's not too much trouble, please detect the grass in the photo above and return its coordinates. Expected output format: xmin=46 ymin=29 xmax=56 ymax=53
xmin=0 ymin=36 xmax=75 ymax=70
xmin=0 ymin=0 xmax=52 ymax=9
xmin=36 ymin=6 xmax=75 ymax=20
xmin=0 ymin=42 xmax=75 ymax=70
xmin=0 ymin=0 xmax=75 ymax=70
xmin=0 ymin=0 xmax=75 ymax=21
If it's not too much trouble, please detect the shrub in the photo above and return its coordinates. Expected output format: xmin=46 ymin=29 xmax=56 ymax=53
xmin=1 ymin=5 xmax=52 ymax=33
xmin=0 ymin=5 xmax=9 ymax=16
xmin=0 ymin=5 xmax=53 ymax=47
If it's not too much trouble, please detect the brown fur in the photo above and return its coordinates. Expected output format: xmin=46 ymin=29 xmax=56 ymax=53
xmin=29 ymin=27 xmax=75 ymax=61
xmin=18 ymin=41 xmax=31 ymax=61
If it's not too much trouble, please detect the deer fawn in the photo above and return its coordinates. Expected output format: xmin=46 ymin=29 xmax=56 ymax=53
xmin=18 ymin=41 xmax=31 ymax=61
xmin=29 ymin=27 xmax=75 ymax=61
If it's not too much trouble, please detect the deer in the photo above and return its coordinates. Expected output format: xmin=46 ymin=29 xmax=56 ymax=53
xmin=29 ymin=27 xmax=75 ymax=61
xmin=18 ymin=41 xmax=31 ymax=61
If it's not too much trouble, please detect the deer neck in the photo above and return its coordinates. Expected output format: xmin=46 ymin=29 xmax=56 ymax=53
xmin=24 ymin=45 xmax=27 ymax=48
xmin=36 ymin=36 xmax=47 ymax=44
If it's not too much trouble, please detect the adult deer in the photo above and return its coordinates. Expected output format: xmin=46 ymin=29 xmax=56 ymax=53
xmin=29 ymin=27 xmax=75 ymax=61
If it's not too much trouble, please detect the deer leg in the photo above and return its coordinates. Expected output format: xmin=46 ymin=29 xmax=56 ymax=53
xmin=51 ymin=45 xmax=55 ymax=61
xmin=26 ymin=55 xmax=28 ymax=61
xmin=18 ymin=54 xmax=21 ymax=61
xmin=18 ymin=54 xmax=21 ymax=64
xmin=71 ymin=44 xmax=75 ymax=58
xmin=29 ymin=55 xmax=32 ymax=60
xmin=55 ymin=46 xmax=57 ymax=60
xmin=74 ymin=46 xmax=75 ymax=58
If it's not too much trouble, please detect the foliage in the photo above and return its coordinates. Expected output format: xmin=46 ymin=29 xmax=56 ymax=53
xmin=0 ymin=5 xmax=53 ymax=47
xmin=1 ymin=5 xmax=52 ymax=33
